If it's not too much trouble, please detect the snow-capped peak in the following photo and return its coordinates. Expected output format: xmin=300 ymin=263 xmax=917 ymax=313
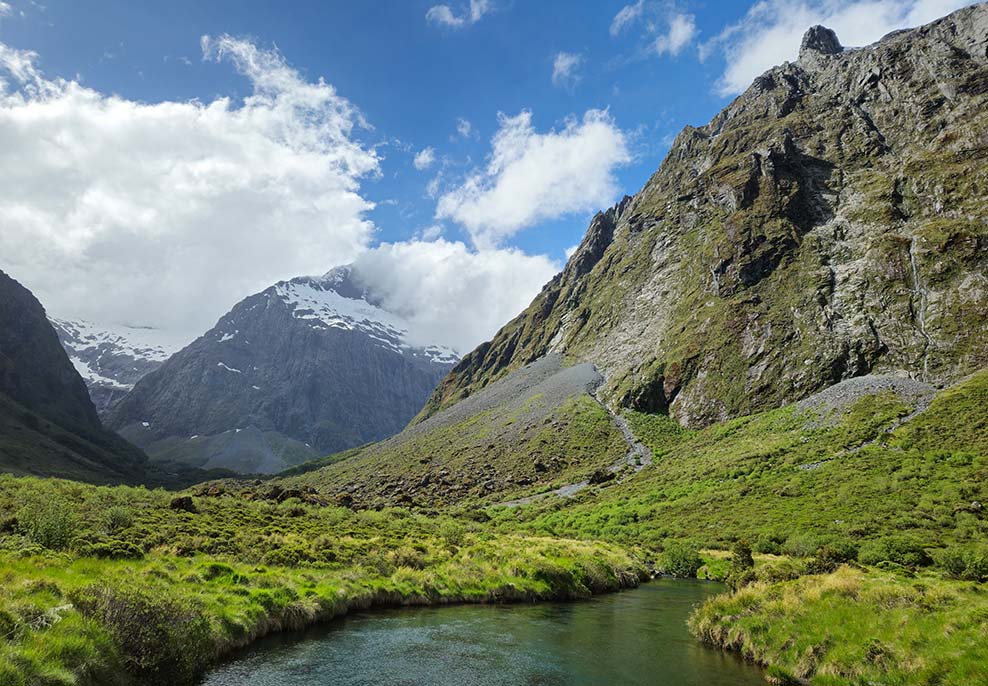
xmin=273 ymin=271 xmax=459 ymax=365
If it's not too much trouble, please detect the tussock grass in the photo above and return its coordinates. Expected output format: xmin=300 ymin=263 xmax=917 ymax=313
xmin=0 ymin=476 xmax=644 ymax=685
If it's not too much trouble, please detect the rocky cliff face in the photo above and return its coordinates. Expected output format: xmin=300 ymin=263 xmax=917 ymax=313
xmin=423 ymin=6 xmax=988 ymax=428
xmin=108 ymin=267 xmax=458 ymax=473
xmin=0 ymin=270 xmax=148 ymax=482
xmin=49 ymin=318 xmax=182 ymax=415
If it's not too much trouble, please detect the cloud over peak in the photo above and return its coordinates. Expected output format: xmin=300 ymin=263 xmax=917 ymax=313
xmin=0 ymin=35 xmax=379 ymax=339
xmin=435 ymin=109 xmax=630 ymax=249
xmin=704 ymin=0 xmax=973 ymax=96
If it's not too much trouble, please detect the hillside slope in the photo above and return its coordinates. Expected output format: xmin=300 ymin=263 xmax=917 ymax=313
xmin=0 ymin=270 xmax=148 ymax=483
xmin=281 ymin=354 xmax=629 ymax=507
xmin=423 ymin=6 xmax=988 ymax=428
xmin=109 ymin=267 xmax=457 ymax=474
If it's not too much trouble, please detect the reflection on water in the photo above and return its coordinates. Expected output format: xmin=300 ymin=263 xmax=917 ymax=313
xmin=202 ymin=580 xmax=763 ymax=686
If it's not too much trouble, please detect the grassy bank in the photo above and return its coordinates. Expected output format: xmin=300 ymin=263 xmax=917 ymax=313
xmin=690 ymin=565 xmax=988 ymax=685
xmin=0 ymin=475 xmax=644 ymax=686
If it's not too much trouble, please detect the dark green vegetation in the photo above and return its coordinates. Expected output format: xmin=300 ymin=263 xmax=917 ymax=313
xmin=0 ymin=476 xmax=643 ymax=686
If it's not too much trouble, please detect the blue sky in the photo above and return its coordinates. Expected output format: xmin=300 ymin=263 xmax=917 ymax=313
xmin=0 ymin=0 xmax=973 ymax=350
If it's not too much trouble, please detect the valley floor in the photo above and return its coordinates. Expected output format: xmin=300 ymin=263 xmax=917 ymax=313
xmin=1 ymin=369 xmax=986 ymax=685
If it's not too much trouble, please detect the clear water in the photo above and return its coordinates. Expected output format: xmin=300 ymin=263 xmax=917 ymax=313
xmin=201 ymin=580 xmax=764 ymax=686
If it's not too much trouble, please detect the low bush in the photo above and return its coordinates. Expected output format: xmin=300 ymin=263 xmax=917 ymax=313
xmin=17 ymin=498 xmax=76 ymax=550
xmin=70 ymin=584 xmax=212 ymax=685
xmin=858 ymin=536 xmax=932 ymax=568
xmin=660 ymin=541 xmax=703 ymax=578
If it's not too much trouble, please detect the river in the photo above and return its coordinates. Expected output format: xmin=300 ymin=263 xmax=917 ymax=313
xmin=201 ymin=580 xmax=763 ymax=685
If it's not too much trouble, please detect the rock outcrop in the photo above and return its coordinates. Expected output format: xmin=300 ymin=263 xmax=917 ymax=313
xmin=422 ymin=5 xmax=988 ymax=428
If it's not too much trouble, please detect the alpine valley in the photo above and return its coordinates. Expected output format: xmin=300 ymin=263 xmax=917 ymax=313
xmin=1 ymin=5 xmax=987 ymax=686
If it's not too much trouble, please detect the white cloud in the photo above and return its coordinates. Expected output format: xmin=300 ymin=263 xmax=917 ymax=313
xmin=419 ymin=224 xmax=444 ymax=241
xmin=351 ymin=239 xmax=558 ymax=352
xmin=564 ymin=244 xmax=579 ymax=259
xmin=435 ymin=109 xmax=630 ymax=248
xmin=654 ymin=13 xmax=697 ymax=55
xmin=706 ymin=0 xmax=974 ymax=96
xmin=456 ymin=117 xmax=473 ymax=138
xmin=0 ymin=35 xmax=379 ymax=341
xmin=551 ymin=51 xmax=583 ymax=88
xmin=426 ymin=0 xmax=491 ymax=28
xmin=610 ymin=0 xmax=645 ymax=36
xmin=413 ymin=146 xmax=436 ymax=170
xmin=0 ymin=2 xmax=11 ymax=17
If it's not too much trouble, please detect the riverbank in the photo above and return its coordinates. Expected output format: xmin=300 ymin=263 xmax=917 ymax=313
xmin=0 ymin=475 xmax=645 ymax=686
xmin=690 ymin=565 xmax=988 ymax=685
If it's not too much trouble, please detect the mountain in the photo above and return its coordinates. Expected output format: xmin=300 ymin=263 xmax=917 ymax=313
xmin=422 ymin=6 xmax=988 ymax=429
xmin=0 ymin=269 xmax=148 ymax=483
xmin=107 ymin=266 xmax=458 ymax=474
xmin=49 ymin=318 xmax=185 ymax=415
xmin=286 ymin=6 xmax=988 ymax=507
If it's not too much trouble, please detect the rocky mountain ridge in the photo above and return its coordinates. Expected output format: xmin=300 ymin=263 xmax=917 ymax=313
xmin=108 ymin=266 xmax=458 ymax=473
xmin=422 ymin=5 xmax=988 ymax=428
xmin=0 ymin=269 xmax=149 ymax=483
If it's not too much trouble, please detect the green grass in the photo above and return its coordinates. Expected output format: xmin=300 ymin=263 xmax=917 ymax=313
xmin=689 ymin=565 xmax=988 ymax=685
xmin=492 ymin=372 xmax=988 ymax=554
xmin=0 ymin=475 xmax=644 ymax=685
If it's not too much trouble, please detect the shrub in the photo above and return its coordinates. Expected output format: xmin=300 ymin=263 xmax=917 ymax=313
xmin=18 ymin=498 xmax=77 ymax=550
xmin=753 ymin=534 xmax=783 ymax=555
xmin=807 ymin=543 xmax=859 ymax=574
xmin=935 ymin=547 xmax=988 ymax=581
xmin=727 ymin=540 xmax=756 ymax=589
xmin=858 ymin=537 xmax=932 ymax=568
xmin=104 ymin=506 xmax=134 ymax=533
xmin=780 ymin=533 xmax=821 ymax=558
xmin=439 ymin=521 xmax=466 ymax=548
xmin=660 ymin=541 xmax=703 ymax=578
xmin=79 ymin=539 xmax=145 ymax=560
xmin=70 ymin=584 xmax=211 ymax=685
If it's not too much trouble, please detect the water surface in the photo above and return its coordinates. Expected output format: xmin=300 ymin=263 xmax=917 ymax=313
xmin=202 ymin=580 xmax=763 ymax=686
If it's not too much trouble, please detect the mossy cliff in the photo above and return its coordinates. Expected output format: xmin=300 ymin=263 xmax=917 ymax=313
xmin=423 ymin=6 xmax=988 ymax=428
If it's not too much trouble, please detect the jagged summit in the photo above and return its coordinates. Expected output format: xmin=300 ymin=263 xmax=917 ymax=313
xmin=799 ymin=25 xmax=843 ymax=59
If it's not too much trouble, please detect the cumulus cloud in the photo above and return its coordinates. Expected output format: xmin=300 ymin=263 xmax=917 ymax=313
xmin=654 ymin=13 xmax=697 ymax=55
xmin=352 ymin=239 xmax=558 ymax=352
xmin=426 ymin=0 xmax=491 ymax=28
xmin=456 ymin=117 xmax=473 ymax=138
xmin=610 ymin=0 xmax=645 ymax=36
xmin=551 ymin=51 xmax=583 ymax=88
xmin=705 ymin=0 xmax=974 ymax=96
xmin=0 ymin=35 xmax=379 ymax=342
xmin=0 ymin=2 xmax=10 ymax=17
xmin=435 ymin=109 xmax=630 ymax=248
xmin=413 ymin=146 xmax=436 ymax=170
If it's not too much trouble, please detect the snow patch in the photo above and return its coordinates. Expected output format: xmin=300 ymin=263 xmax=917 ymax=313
xmin=274 ymin=277 xmax=459 ymax=364
xmin=217 ymin=362 xmax=242 ymax=374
